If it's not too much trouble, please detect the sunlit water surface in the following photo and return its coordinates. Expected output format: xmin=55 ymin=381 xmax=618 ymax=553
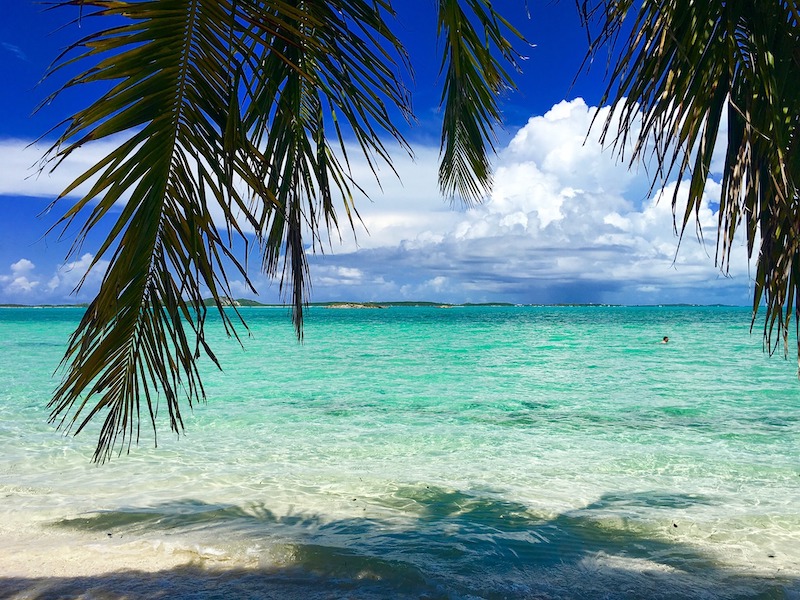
xmin=0 ymin=306 xmax=798 ymax=599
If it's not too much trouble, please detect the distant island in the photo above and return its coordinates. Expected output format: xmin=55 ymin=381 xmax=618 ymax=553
xmin=0 ymin=303 xmax=89 ymax=308
xmin=326 ymin=302 xmax=386 ymax=309
xmin=200 ymin=299 xmax=519 ymax=308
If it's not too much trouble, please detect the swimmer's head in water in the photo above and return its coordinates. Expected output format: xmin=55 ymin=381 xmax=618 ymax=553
xmin=662 ymin=336 xmax=669 ymax=343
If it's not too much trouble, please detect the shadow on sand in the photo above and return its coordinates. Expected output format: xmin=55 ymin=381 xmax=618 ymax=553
xmin=1 ymin=487 xmax=796 ymax=599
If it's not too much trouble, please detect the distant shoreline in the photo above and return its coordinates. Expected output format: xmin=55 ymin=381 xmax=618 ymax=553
xmin=0 ymin=303 xmax=89 ymax=308
xmin=0 ymin=300 xmax=743 ymax=309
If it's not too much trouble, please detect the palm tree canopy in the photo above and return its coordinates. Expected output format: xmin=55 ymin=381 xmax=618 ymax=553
xmin=43 ymin=0 xmax=799 ymax=460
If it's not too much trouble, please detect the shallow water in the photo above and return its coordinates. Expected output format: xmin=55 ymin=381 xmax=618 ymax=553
xmin=0 ymin=306 xmax=798 ymax=599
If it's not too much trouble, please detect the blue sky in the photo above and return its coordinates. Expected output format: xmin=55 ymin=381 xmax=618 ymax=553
xmin=0 ymin=1 xmax=753 ymax=306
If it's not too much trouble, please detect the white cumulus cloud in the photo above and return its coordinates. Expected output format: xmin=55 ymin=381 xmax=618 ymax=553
xmin=0 ymin=138 xmax=114 ymax=200
xmin=0 ymin=253 xmax=109 ymax=304
xmin=1 ymin=258 xmax=39 ymax=296
xmin=46 ymin=252 xmax=110 ymax=298
xmin=11 ymin=258 xmax=35 ymax=275
xmin=307 ymin=98 xmax=752 ymax=305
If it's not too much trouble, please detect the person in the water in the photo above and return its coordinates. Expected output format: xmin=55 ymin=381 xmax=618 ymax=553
xmin=661 ymin=336 xmax=669 ymax=344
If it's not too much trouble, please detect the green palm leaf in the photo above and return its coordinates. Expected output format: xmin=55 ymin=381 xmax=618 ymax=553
xmin=582 ymin=0 xmax=800 ymax=368
xmin=42 ymin=0 xmax=423 ymax=460
xmin=436 ymin=0 xmax=525 ymax=204
xmin=45 ymin=0 xmax=266 ymax=461
xmin=44 ymin=0 xmax=528 ymax=461
xmin=239 ymin=0 xmax=412 ymax=335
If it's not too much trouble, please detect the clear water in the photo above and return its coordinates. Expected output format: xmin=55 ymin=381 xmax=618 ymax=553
xmin=0 ymin=306 xmax=798 ymax=599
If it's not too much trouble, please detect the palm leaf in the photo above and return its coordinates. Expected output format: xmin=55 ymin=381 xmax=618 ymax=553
xmin=239 ymin=0 xmax=412 ymax=335
xmin=43 ymin=0 xmax=418 ymax=459
xmin=581 ymin=0 xmax=800 ymax=369
xmin=44 ymin=0 xmax=265 ymax=461
xmin=436 ymin=0 xmax=526 ymax=204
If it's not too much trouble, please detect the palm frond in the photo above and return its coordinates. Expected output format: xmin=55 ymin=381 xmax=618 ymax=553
xmin=581 ymin=0 xmax=800 ymax=367
xmin=239 ymin=0 xmax=412 ymax=335
xmin=44 ymin=0 xmax=416 ymax=459
xmin=44 ymin=0 xmax=264 ymax=462
xmin=436 ymin=0 xmax=526 ymax=204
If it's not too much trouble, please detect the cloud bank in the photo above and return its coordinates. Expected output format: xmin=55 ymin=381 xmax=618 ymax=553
xmin=297 ymin=99 xmax=751 ymax=305
xmin=0 ymin=98 xmax=752 ymax=306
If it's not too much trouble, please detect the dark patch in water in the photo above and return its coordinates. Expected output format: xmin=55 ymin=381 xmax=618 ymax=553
xmin=0 ymin=565 xmax=445 ymax=600
xmin=54 ymin=500 xmax=254 ymax=533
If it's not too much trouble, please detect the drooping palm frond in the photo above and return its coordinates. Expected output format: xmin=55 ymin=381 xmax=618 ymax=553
xmin=44 ymin=0 xmax=268 ymax=461
xmin=239 ymin=0 xmax=412 ymax=336
xmin=580 ymin=0 xmax=800 ymax=367
xmin=436 ymin=0 xmax=526 ymax=204
xmin=43 ymin=0 xmax=417 ymax=460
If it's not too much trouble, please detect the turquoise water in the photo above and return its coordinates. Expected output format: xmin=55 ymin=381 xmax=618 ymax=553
xmin=0 ymin=306 xmax=798 ymax=599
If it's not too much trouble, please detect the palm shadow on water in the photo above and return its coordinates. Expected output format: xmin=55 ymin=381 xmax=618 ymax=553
xmin=1 ymin=487 xmax=796 ymax=599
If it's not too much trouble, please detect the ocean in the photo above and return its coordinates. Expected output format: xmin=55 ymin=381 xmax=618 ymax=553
xmin=0 ymin=305 xmax=798 ymax=599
